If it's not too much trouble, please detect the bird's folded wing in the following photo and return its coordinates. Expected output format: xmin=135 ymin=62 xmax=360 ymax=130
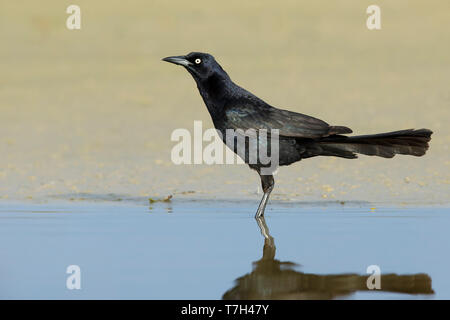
xmin=224 ymin=103 xmax=352 ymax=139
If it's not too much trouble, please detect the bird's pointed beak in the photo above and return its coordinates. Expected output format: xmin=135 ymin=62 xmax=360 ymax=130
xmin=162 ymin=55 xmax=192 ymax=67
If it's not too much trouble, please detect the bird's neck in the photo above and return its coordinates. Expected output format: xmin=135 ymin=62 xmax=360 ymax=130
xmin=194 ymin=72 xmax=236 ymax=120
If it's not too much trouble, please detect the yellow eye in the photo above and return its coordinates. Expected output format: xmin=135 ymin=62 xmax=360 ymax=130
xmin=195 ymin=58 xmax=201 ymax=64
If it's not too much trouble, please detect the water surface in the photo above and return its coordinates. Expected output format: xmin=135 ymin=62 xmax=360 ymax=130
xmin=0 ymin=200 xmax=448 ymax=299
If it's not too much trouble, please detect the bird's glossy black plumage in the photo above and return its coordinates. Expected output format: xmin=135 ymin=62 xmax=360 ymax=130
xmin=163 ymin=52 xmax=432 ymax=217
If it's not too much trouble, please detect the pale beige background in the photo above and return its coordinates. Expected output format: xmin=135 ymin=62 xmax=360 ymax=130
xmin=0 ymin=1 xmax=449 ymax=205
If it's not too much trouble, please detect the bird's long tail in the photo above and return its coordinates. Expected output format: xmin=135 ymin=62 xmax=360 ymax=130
xmin=312 ymin=128 xmax=432 ymax=159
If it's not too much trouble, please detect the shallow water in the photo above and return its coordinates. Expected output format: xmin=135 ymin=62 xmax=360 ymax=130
xmin=0 ymin=200 xmax=449 ymax=299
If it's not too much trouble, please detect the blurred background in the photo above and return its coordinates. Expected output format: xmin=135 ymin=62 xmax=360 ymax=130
xmin=0 ymin=0 xmax=449 ymax=204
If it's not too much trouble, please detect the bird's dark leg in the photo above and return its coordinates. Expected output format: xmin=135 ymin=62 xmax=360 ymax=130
xmin=255 ymin=173 xmax=274 ymax=218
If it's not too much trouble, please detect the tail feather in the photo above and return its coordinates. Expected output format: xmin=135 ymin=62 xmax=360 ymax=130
xmin=315 ymin=128 xmax=432 ymax=159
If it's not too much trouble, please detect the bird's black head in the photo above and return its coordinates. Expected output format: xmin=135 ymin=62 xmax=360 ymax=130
xmin=162 ymin=52 xmax=228 ymax=82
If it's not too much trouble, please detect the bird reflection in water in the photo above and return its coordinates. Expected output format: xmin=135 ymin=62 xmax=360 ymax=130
xmin=223 ymin=217 xmax=434 ymax=299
